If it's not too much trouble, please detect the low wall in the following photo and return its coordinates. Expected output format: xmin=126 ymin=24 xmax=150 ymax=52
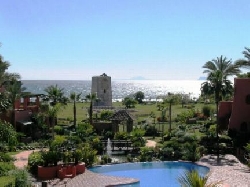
xmin=38 ymin=162 xmax=85 ymax=180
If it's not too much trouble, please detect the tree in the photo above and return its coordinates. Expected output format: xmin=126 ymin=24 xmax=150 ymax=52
xmin=0 ymin=46 xmax=21 ymax=114
xmin=4 ymin=80 xmax=26 ymax=127
xmin=85 ymin=93 xmax=97 ymax=125
xmin=163 ymin=93 xmax=181 ymax=134
xmin=44 ymin=84 xmax=68 ymax=106
xmin=70 ymin=92 xmax=82 ymax=129
xmin=201 ymin=55 xmax=242 ymax=162
xmin=0 ymin=120 xmax=18 ymax=150
xmin=122 ymin=97 xmax=137 ymax=108
xmin=235 ymin=47 xmax=250 ymax=69
xmin=134 ymin=91 xmax=145 ymax=104
xmin=44 ymin=85 xmax=67 ymax=139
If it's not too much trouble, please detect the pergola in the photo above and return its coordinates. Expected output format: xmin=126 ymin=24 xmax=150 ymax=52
xmin=109 ymin=110 xmax=134 ymax=133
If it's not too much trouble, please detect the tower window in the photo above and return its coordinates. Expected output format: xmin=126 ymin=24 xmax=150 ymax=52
xmin=246 ymin=94 xmax=250 ymax=104
xmin=104 ymin=89 xmax=106 ymax=93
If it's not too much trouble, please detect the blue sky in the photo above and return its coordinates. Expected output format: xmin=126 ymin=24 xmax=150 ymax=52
xmin=0 ymin=0 xmax=250 ymax=80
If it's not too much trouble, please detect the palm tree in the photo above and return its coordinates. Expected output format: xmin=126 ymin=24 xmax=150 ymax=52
xmin=44 ymin=85 xmax=67 ymax=139
xmin=85 ymin=93 xmax=97 ymax=125
xmin=235 ymin=47 xmax=250 ymax=69
xmin=201 ymin=55 xmax=242 ymax=162
xmin=178 ymin=170 xmax=222 ymax=187
xmin=44 ymin=84 xmax=68 ymax=106
xmin=47 ymin=103 xmax=61 ymax=139
xmin=0 ymin=52 xmax=21 ymax=113
xmin=70 ymin=92 xmax=82 ymax=129
xmin=5 ymin=80 xmax=26 ymax=128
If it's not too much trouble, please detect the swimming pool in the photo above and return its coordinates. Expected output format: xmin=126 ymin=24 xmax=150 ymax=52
xmin=90 ymin=162 xmax=209 ymax=187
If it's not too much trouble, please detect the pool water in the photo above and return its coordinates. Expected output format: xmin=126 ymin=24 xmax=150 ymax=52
xmin=90 ymin=162 xmax=209 ymax=187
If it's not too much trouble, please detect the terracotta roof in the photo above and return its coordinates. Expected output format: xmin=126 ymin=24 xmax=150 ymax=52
xmin=109 ymin=110 xmax=135 ymax=121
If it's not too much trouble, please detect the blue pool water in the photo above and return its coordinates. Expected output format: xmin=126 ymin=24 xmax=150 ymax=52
xmin=90 ymin=162 xmax=209 ymax=187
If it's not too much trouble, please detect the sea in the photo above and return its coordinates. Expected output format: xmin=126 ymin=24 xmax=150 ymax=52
xmin=21 ymin=80 xmax=205 ymax=101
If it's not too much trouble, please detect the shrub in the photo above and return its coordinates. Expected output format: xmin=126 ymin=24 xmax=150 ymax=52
xmin=0 ymin=153 xmax=13 ymax=162
xmin=54 ymin=125 xmax=64 ymax=135
xmin=114 ymin=132 xmax=129 ymax=140
xmin=28 ymin=152 xmax=44 ymax=175
xmin=100 ymin=110 xmax=114 ymax=120
xmin=80 ymin=143 xmax=97 ymax=167
xmin=202 ymin=105 xmax=211 ymax=117
xmin=139 ymin=147 xmax=154 ymax=162
xmin=12 ymin=169 xmax=30 ymax=187
xmin=101 ymin=155 xmax=112 ymax=164
xmin=41 ymin=151 xmax=60 ymax=166
xmin=144 ymin=125 xmax=157 ymax=136
xmin=0 ymin=162 xmax=15 ymax=177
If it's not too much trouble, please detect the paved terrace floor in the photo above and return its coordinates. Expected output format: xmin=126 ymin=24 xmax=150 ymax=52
xmin=13 ymin=143 xmax=250 ymax=186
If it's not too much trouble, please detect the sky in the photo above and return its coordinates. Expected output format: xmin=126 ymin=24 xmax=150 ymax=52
xmin=0 ymin=0 xmax=250 ymax=80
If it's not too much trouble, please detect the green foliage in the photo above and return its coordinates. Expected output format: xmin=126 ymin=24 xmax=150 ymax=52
xmin=202 ymin=105 xmax=211 ymax=117
xmin=178 ymin=170 xmax=220 ymax=187
xmin=72 ymin=149 xmax=83 ymax=164
xmin=181 ymin=142 xmax=200 ymax=162
xmin=0 ymin=120 xmax=18 ymax=148
xmin=100 ymin=154 xmax=112 ymax=164
xmin=80 ymin=143 xmax=97 ymax=167
xmin=91 ymin=137 xmax=103 ymax=154
xmin=114 ymin=132 xmax=129 ymax=140
xmin=54 ymin=125 xmax=64 ymax=135
xmin=144 ymin=125 xmax=157 ymax=136
xmin=176 ymin=109 xmax=195 ymax=123
xmin=41 ymin=151 xmax=60 ymax=166
xmin=133 ymin=91 xmax=145 ymax=104
xmin=130 ymin=128 xmax=145 ymax=148
xmin=139 ymin=147 xmax=154 ymax=162
xmin=0 ymin=153 xmax=13 ymax=162
xmin=0 ymin=162 xmax=15 ymax=177
xmin=76 ymin=122 xmax=94 ymax=142
xmin=50 ymin=135 xmax=67 ymax=150
xmin=28 ymin=152 xmax=44 ymax=175
xmin=100 ymin=110 xmax=114 ymax=120
xmin=122 ymin=97 xmax=137 ymax=108
xmin=12 ymin=169 xmax=30 ymax=187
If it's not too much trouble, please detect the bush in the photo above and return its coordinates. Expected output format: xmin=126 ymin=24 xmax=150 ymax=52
xmin=54 ymin=125 xmax=64 ymax=135
xmin=101 ymin=155 xmax=112 ymax=164
xmin=139 ymin=147 xmax=154 ymax=162
xmin=100 ymin=110 xmax=114 ymax=120
xmin=0 ymin=162 xmax=15 ymax=177
xmin=202 ymin=105 xmax=211 ymax=117
xmin=0 ymin=153 xmax=13 ymax=162
xmin=144 ymin=125 xmax=157 ymax=136
xmin=28 ymin=152 xmax=44 ymax=175
xmin=12 ymin=169 xmax=30 ymax=187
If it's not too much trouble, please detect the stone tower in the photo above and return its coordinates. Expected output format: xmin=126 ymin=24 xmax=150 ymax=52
xmin=91 ymin=73 xmax=112 ymax=106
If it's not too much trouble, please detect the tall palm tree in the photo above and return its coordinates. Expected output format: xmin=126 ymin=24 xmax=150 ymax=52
xmin=47 ymin=103 xmax=61 ymax=139
xmin=44 ymin=84 xmax=67 ymax=106
xmin=5 ymin=80 xmax=26 ymax=128
xmin=85 ymin=93 xmax=97 ymax=125
xmin=44 ymin=85 xmax=67 ymax=139
xmin=0 ymin=52 xmax=21 ymax=113
xmin=201 ymin=55 xmax=242 ymax=162
xmin=70 ymin=92 xmax=82 ymax=129
xmin=235 ymin=47 xmax=250 ymax=69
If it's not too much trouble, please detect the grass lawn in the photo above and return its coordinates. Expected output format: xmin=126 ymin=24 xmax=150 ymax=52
xmin=0 ymin=176 xmax=15 ymax=187
xmin=57 ymin=101 xmax=215 ymax=135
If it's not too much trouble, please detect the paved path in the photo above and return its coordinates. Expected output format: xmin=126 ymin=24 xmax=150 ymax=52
xmin=198 ymin=154 xmax=250 ymax=187
xmin=145 ymin=140 xmax=156 ymax=147
xmin=14 ymin=150 xmax=37 ymax=168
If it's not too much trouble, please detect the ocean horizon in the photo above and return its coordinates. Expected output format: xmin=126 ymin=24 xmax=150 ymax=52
xmin=22 ymin=79 xmax=206 ymax=101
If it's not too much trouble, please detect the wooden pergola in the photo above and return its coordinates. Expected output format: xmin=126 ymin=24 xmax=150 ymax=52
xmin=109 ymin=110 xmax=134 ymax=133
